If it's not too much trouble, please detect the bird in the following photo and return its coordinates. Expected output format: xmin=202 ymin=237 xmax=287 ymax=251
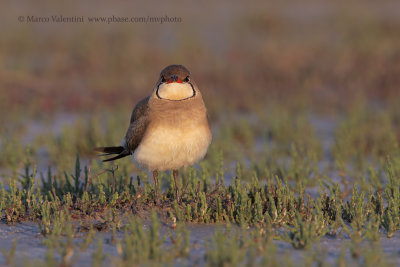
xmin=95 ymin=64 xmax=212 ymax=203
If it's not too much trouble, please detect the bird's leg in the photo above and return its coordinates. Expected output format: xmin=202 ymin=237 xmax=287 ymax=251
xmin=173 ymin=170 xmax=180 ymax=203
xmin=153 ymin=170 xmax=159 ymax=204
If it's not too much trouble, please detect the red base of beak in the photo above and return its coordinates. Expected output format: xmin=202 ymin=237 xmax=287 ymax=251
xmin=166 ymin=78 xmax=183 ymax=84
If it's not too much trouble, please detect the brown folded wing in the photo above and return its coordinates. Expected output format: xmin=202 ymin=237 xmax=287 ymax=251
xmin=125 ymin=96 xmax=150 ymax=153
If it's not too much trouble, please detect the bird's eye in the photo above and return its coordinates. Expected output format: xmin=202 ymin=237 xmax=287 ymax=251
xmin=161 ymin=76 xmax=166 ymax=83
xmin=184 ymin=76 xmax=189 ymax=82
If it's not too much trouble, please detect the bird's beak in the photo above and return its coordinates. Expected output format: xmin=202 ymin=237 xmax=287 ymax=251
xmin=166 ymin=75 xmax=183 ymax=84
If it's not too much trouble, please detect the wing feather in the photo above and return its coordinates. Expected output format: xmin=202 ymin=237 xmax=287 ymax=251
xmin=125 ymin=96 xmax=150 ymax=153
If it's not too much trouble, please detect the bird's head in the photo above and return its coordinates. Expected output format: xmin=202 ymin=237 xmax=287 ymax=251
xmin=156 ymin=65 xmax=196 ymax=101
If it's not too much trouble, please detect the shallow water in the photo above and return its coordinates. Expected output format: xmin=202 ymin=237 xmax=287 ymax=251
xmin=2 ymin=221 xmax=400 ymax=266
xmin=0 ymin=220 xmax=218 ymax=266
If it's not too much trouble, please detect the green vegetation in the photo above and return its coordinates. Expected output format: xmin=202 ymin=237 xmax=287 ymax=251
xmin=0 ymin=133 xmax=400 ymax=265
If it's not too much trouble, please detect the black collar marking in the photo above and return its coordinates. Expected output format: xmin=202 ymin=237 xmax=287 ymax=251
xmin=156 ymin=82 xmax=196 ymax=101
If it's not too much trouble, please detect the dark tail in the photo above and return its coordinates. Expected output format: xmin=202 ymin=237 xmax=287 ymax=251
xmin=94 ymin=146 xmax=131 ymax=162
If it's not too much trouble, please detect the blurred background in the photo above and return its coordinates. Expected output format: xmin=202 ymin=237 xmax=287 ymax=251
xmin=1 ymin=0 xmax=400 ymax=182
xmin=2 ymin=0 xmax=400 ymax=116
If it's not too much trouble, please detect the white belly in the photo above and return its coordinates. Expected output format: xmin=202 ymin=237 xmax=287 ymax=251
xmin=133 ymin=124 xmax=211 ymax=171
